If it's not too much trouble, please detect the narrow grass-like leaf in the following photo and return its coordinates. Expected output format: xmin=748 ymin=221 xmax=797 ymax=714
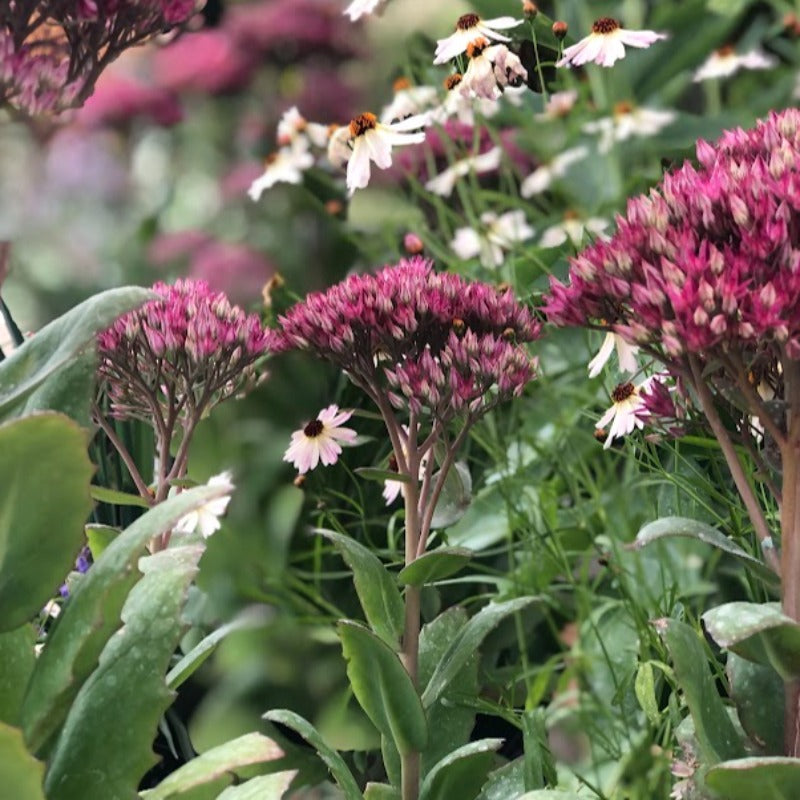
xmin=0 ymin=414 xmax=93 ymax=633
xmin=262 ymin=709 xmax=362 ymax=800
xmin=660 ymin=619 xmax=745 ymax=764
xmin=422 ymin=597 xmax=539 ymax=708
xmin=89 ymin=485 xmax=151 ymax=508
xmin=141 ymin=732 xmax=283 ymax=799
xmin=44 ymin=545 xmax=205 ymax=799
xmin=315 ymin=529 xmax=404 ymax=646
xmin=22 ymin=484 xmax=229 ymax=754
xmin=338 ymin=621 xmax=428 ymax=756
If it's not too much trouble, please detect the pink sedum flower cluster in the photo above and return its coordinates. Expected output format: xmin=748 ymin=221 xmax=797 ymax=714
xmin=1 ymin=0 xmax=196 ymax=114
xmin=98 ymin=278 xmax=274 ymax=423
xmin=545 ymin=109 xmax=800 ymax=363
xmin=276 ymin=257 xmax=539 ymax=423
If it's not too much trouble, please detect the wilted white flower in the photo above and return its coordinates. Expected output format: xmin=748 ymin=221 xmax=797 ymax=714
xmin=436 ymin=74 xmax=501 ymax=124
xmin=582 ymin=102 xmax=675 ymax=153
xmin=248 ymin=143 xmax=315 ymax=200
xmin=425 ymin=146 xmax=502 ymax=197
xmin=451 ymin=210 xmax=534 ymax=268
xmin=539 ymin=214 xmax=609 ymax=248
xmin=344 ymin=111 xmax=428 ymax=194
xmin=588 ymin=332 xmax=639 ymax=378
xmin=557 ymin=17 xmax=667 ymax=68
xmin=343 ymin=0 xmax=388 ymax=21
xmin=520 ymin=145 xmax=588 ymax=197
xmin=381 ymin=79 xmax=439 ymax=123
xmin=175 ymin=471 xmax=235 ymax=538
xmin=459 ymin=39 xmax=527 ymax=99
xmin=434 ymin=12 xmax=520 ymax=65
xmin=537 ymin=89 xmax=578 ymax=119
xmin=692 ymin=46 xmax=775 ymax=82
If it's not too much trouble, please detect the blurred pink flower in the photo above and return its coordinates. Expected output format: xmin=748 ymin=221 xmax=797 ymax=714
xmin=77 ymin=73 xmax=182 ymax=127
xmin=152 ymin=29 xmax=257 ymax=94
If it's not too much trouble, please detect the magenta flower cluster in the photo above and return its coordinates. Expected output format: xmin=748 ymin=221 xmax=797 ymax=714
xmin=545 ymin=108 xmax=800 ymax=364
xmin=98 ymin=278 xmax=273 ymax=423
xmin=276 ymin=257 xmax=539 ymax=420
xmin=1 ymin=0 xmax=195 ymax=114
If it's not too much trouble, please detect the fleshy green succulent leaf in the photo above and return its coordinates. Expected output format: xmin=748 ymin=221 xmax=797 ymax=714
xmin=418 ymin=607 xmax=477 ymax=778
xmin=706 ymin=757 xmax=800 ymax=799
xmin=0 ymin=286 xmax=153 ymax=426
xmin=419 ymin=739 xmax=503 ymax=800
xmin=703 ymin=602 xmax=800 ymax=679
xmin=262 ymin=709 xmax=362 ymax=800
xmin=22 ymin=483 xmax=229 ymax=755
xmin=0 ymin=625 xmax=36 ymax=726
xmin=215 ymin=772 xmax=297 ymax=800
xmin=364 ymin=783 xmax=401 ymax=800
xmin=659 ymin=618 xmax=745 ymax=764
xmin=429 ymin=462 xmax=472 ymax=530
xmin=727 ymin=653 xmax=783 ymax=754
xmin=476 ymin=758 xmax=526 ymax=800
xmin=43 ymin=544 xmax=205 ymax=799
xmin=0 ymin=413 xmax=93 ymax=633
xmin=315 ymin=529 xmax=404 ymax=646
xmin=84 ymin=524 xmax=119 ymax=561
xmin=0 ymin=722 xmax=46 ymax=800
xmin=632 ymin=517 xmax=777 ymax=585
xmin=140 ymin=733 xmax=284 ymax=799
xmin=397 ymin=548 xmax=473 ymax=587
xmin=338 ymin=620 xmax=428 ymax=756
xmin=422 ymin=597 xmax=539 ymax=708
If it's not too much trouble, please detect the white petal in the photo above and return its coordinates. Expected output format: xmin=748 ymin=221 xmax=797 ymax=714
xmin=346 ymin=138 xmax=372 ymax=193
xmin=451 ymin=227 xmax=482 ymax=260
xmin=618 ymin=29 xmax=668 ymax=48
xmin=539 ymin=224 xmax=567 ymax=249
xmin=588 ymin=332 xmax=616 ymax=378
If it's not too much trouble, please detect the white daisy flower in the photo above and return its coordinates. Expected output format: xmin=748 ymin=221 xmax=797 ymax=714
xmin=381 ymin=79 xmax=439 ymax=124
xmin=692 ymin=46 xmax=775 ymax=82
xmin=539 ymin=213 xmax=609 ymax=249
xmin=596 ymin=377 xmax=660 ymax=449
xmin=174 ymin=471 xmax=235 ymax=538
xmin=425 ymin=146 xmax=502 ymax=197
xmin=556 ymin=17 xmax=667 ymax=68
xmin=537 ymin=89 xmax=578 ymax=119
xmin=520 ymin=145 xmax=588 ymax=197
xmin=284 ymin=405 xmax=357 ymax=474
xmin=344 ymin=111 xmax=428 ymax=195
xmin=343 ymin=0 xmax=387 ymax=21
xmin=248 ymin=142 xmax=315 ymax=200
xmin=582 ymin=102 xmax=675 ymax=154
xmin=451 ymin=210 xmax=534 ymax=268
xmin=434 ymin=12 xmax=521 ymax=65
xmin=587 ymin=332 xmax=640 ymax=378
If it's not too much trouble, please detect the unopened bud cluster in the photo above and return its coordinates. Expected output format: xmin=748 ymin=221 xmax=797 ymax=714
xmin=98 ymin=279 xmax=273 ymax=423
xmin=545 ymin=109 xmax=800 ymax=365
xmin=276 ymin=257 xmax=539 ymax=424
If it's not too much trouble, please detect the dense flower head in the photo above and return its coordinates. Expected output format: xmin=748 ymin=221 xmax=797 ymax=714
xmin=1 ymin=0 xmax=196 ymax=114
xmin=277 ymin=257 xmax=539 ymax=422
xmin=98 ymin=278 xmax=274 ymax=422
xmin=545 ymin=108 xmax=800 ymax=364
